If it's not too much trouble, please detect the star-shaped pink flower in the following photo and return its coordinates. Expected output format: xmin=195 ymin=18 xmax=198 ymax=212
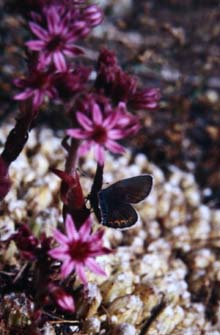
xmin=48 ymin=215 xmax=111 ymax=284
xmin=26 ymin=6 xmax=87 ymax=71
xmin=14 ymin=67 xmax=56 ymax=109
xmin=67 ymin=100 xmax=140 ymax=165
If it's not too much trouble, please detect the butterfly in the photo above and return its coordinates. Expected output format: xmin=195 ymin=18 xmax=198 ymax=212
xmin=89 ymin=166 xmax=153 ymax=229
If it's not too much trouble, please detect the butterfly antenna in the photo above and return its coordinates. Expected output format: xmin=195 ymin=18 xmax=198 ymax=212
xmin=76 ymin=167 xmax=90 ymax=178
xmin=61 ymin=136 xmax=71 ymax=151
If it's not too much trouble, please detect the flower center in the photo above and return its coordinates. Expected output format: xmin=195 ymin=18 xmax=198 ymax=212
xmin=47 ymin=35 xmax=64 ymax=52
xmin=32 ymin=71 xmax=50 ymax=89
xmin=69 ymin=240 xmax=89 ymax=262
xmin=92 ymin=125 xmax=107 ymax=144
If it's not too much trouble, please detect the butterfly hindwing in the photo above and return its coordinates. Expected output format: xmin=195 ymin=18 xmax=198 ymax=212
xmin=90 ymin=173 xmax=153 ymax=229
xmin=98 ymin=193 xmax=138 ymax=228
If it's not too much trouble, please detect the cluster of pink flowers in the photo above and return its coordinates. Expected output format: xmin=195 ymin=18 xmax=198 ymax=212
xmin=0 ymin=0 xmax=161 ymax=318
xmin=12 ymin=1 xmax=160 ymax=168
xmin=14 ymin=1 xmax=103 ymax=109
xmin=95 ymin=48 xmax=160 ymax=110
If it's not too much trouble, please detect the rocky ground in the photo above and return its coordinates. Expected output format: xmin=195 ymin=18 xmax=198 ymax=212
xmin=1 ymin=126 xmax=220 ymax=334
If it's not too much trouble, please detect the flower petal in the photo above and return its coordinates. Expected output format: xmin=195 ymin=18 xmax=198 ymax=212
xmin=108 ymin=129 xmax=125 ymax=140
xmin=29 ymin=22 xmax=48 ymax=40
xmin=89 ymin=247 xmax=112 ymax=257
xmin=64 ymin=45 xmax=84 ymax=56
xmin=14 ymin=90 xmax=33 ymax=100
xmin=33 ymin=91 xmax=43 ymax=107
xmin=75 ymin=264 xmax=87 ymax=284
xmin=94 ymin=144 xmax=105 ymax=165
xmin=65 ymin=215 xmax=79 ymax=240
xmin=92 ymin=103 xmax=103 ymax=125
xmin=85 ymin=258 xmax=106 ymax=276
xmin=78 ymin=141 xmax=92 ymax=156
xmin=25 ymin=40 xmax=45 ymax=51
xmin=39 ymin=53 xmax=51 ymax=67
xmin=47 ymin=7 xmax=60 ymax=33
xmin=57 ymin=292 xmax=75 ymax=312
xmin=61 ymin=259 xmax=75 ymax=278
xmin=105 ymin=140 xmax=125 ymax=154
xmin=103 ymin=112 xmax=119 ymax=128
xmin=53 ymin=228 xmax=69 ymax=244
xmin=67 ymin=128 xmax=87 ymax=139
xmin=76 ymin=112 xmax=93 ymax=131
xmin=48 ymin=246 xmax=68 ymax=260
xmin=89 ymin=229 xmax=104 ymax=243
xmin=53 ymin=52 xmax=67 ymax=71
xmin=79 ymin=218 xmax=92 ymax=241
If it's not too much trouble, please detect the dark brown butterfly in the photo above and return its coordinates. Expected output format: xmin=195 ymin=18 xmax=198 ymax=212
xmin=89 ymin=166 xmax=153 ymax=229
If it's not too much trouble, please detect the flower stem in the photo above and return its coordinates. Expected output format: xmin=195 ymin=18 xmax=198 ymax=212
xmin=65 ymin=138 xmax=80 ymax=175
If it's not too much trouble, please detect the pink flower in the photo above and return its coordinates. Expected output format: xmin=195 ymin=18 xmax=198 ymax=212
xmin=95 ymin=48 xmax=120 ymax=93
xmin=129 ymin=88 xmax=161 ymax=110
xmin=82 ymin=5 xmax=103 ymax=27
xmin=67 ymin=99 xmax=140 ymax=165
xmin=13 ymin=224 xmax=52 ymax=260
xmin=53 ymin=66 xmax=90 ymax=101
xmin=95 ymin=48 xmax=160 ymax=110
xmin=13 ymin=224 xmax=39 ymax=260
xmin=14 ymin=67 xmax=56 ymax=109
xmin=48 ymin=215 xmax=111 ymax=284
xmin=26 ymin=6 xmax=87 ymax=71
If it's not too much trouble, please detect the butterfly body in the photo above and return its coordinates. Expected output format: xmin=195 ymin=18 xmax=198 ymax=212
xmin=98 ymin=175 xmax=153 ymax=229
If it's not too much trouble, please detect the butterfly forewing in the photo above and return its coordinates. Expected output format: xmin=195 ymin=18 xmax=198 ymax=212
xmin=105 ymin=175 xmax=153 ymax=204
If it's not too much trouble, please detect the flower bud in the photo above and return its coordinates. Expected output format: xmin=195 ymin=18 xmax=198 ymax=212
xmin=83 ymin=5 xmax=104 ymax=27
